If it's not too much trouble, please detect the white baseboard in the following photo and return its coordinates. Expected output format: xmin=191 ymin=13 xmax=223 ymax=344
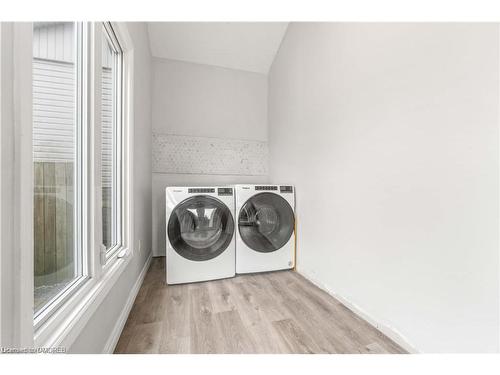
xmin=297 ymin=268 xmax=419 ymax=354
xmin=102 ymin=253 xmax=153 ymax=354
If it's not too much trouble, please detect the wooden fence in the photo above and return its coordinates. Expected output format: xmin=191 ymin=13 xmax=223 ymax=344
xmin=34 ymin=161 xmax=74 ymax=288
xmin=34 ymin=161 xmax=112 ymax=290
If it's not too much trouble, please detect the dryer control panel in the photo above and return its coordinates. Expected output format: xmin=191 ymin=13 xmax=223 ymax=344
xmin=217 ymin=187 xmax=233 ymax=196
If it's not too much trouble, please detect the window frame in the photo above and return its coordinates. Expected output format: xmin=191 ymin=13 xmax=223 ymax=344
xmin=101 ymin=22 xmax=125 ymax=261
xmin=30 ymin=21 xmax=135 ymax=348
xmin=33 ymin=21 xmax=91 ymax=327
xmin=1 ymin=22 xmax=35 ymax=348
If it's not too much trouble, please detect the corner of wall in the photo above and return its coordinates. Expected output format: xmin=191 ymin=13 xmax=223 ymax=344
xmin=296 ymin=267 xmax=419 ymax=354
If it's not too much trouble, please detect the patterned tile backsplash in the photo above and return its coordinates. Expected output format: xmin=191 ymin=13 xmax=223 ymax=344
xmin=152 ymin=133 xmax=268 ymax=176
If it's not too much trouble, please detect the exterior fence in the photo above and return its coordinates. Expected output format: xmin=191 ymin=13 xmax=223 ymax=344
xmin=34 ymin=161 xmax=75 ymax=302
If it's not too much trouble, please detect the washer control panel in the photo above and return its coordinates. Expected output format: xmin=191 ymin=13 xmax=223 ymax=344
xmin=255 ymin=185 xmax=278 ymax=191
xmin=280 ymin=186 xmax=294 ymax=193
xmin=188 ymin=188 xmax=215 ymax=194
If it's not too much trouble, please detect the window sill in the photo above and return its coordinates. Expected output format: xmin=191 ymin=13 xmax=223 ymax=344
xmin=34 ymin=248 xmax=133 ymax=349
xmin=117 ymin=247 xmax=130 ymax=259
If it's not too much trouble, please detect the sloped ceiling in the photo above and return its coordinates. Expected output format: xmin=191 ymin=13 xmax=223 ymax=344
xmin=147 ymin=22 xmax=288 ymax=74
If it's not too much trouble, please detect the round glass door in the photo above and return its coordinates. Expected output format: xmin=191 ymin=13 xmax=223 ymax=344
xmin=238 ymin=193 xmax=295 ymax=253
xmin=168 ymin=196 xmax=234 ymax=261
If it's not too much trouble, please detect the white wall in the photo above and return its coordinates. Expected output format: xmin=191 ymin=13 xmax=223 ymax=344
xmin=152 ymin=58 xmax=267 ymax=139
xmin=69 ymin=22 xmax=152 ymax=353
xmin=268 ymin=23 xmax=499 ymax=353
xmin=0 ymin=22 xmax=34 ymax=348
xmin=152 ymin=58 xmax=268 ymax=256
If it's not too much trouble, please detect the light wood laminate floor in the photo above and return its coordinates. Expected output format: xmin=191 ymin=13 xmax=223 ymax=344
xmin=114 ymin=258 xmax=406 ymax=354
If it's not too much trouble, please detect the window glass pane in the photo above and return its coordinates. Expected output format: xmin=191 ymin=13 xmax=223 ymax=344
xmin=101 ymin=25 xmax=121 ymax=252
xmin=33 ymin=22 xmax=80 ymax=313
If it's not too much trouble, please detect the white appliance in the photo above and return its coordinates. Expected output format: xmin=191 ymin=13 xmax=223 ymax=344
xmin=165 ymin=186 xmax=236 ymax=284
xmin=235 ymin=184 xmax=296 ymax=274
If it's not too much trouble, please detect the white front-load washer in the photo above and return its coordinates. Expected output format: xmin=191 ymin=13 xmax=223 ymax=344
xmin=165 ymin=186 xmax=236 ymax=284
xmin=235 ymin=185 xmax=295 ymax=274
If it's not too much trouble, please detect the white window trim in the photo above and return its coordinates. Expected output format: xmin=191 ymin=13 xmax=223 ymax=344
xmin=96 ymin=21 xmax=135 ymax=270
xmin=34 ymin=253 xmax=133 ymax=348
xmin=101 ymin=22 xmax=125 ymax=263
xmin=35 ymin=21 xmax=135 ymax=349
xmin=0 ymin=24 xmax=3 ymax=346
xmin=0 ymin=21 xmax=136 ymax=349
xmin=102 ymin=21 xmax=125 ymax=261
xmin=0 ymin=22 xmax=34 ymax=348
xmin=33 ymin=21 xmax=91 ymax=327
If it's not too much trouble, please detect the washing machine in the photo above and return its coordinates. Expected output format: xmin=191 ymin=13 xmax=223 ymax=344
xmin=165 ymin=186 xmax=236 ymax=284
xmin=235 ymin=184 xmax=295 ymax=274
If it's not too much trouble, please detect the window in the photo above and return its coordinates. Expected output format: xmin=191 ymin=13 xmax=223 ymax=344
xmin=101 ymin=23 xmax=123 ymax=258
xmin=32 ymin=22 xmax=129 ymax=329
xmin=33 ymin=22 xmax=88 ymax=316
